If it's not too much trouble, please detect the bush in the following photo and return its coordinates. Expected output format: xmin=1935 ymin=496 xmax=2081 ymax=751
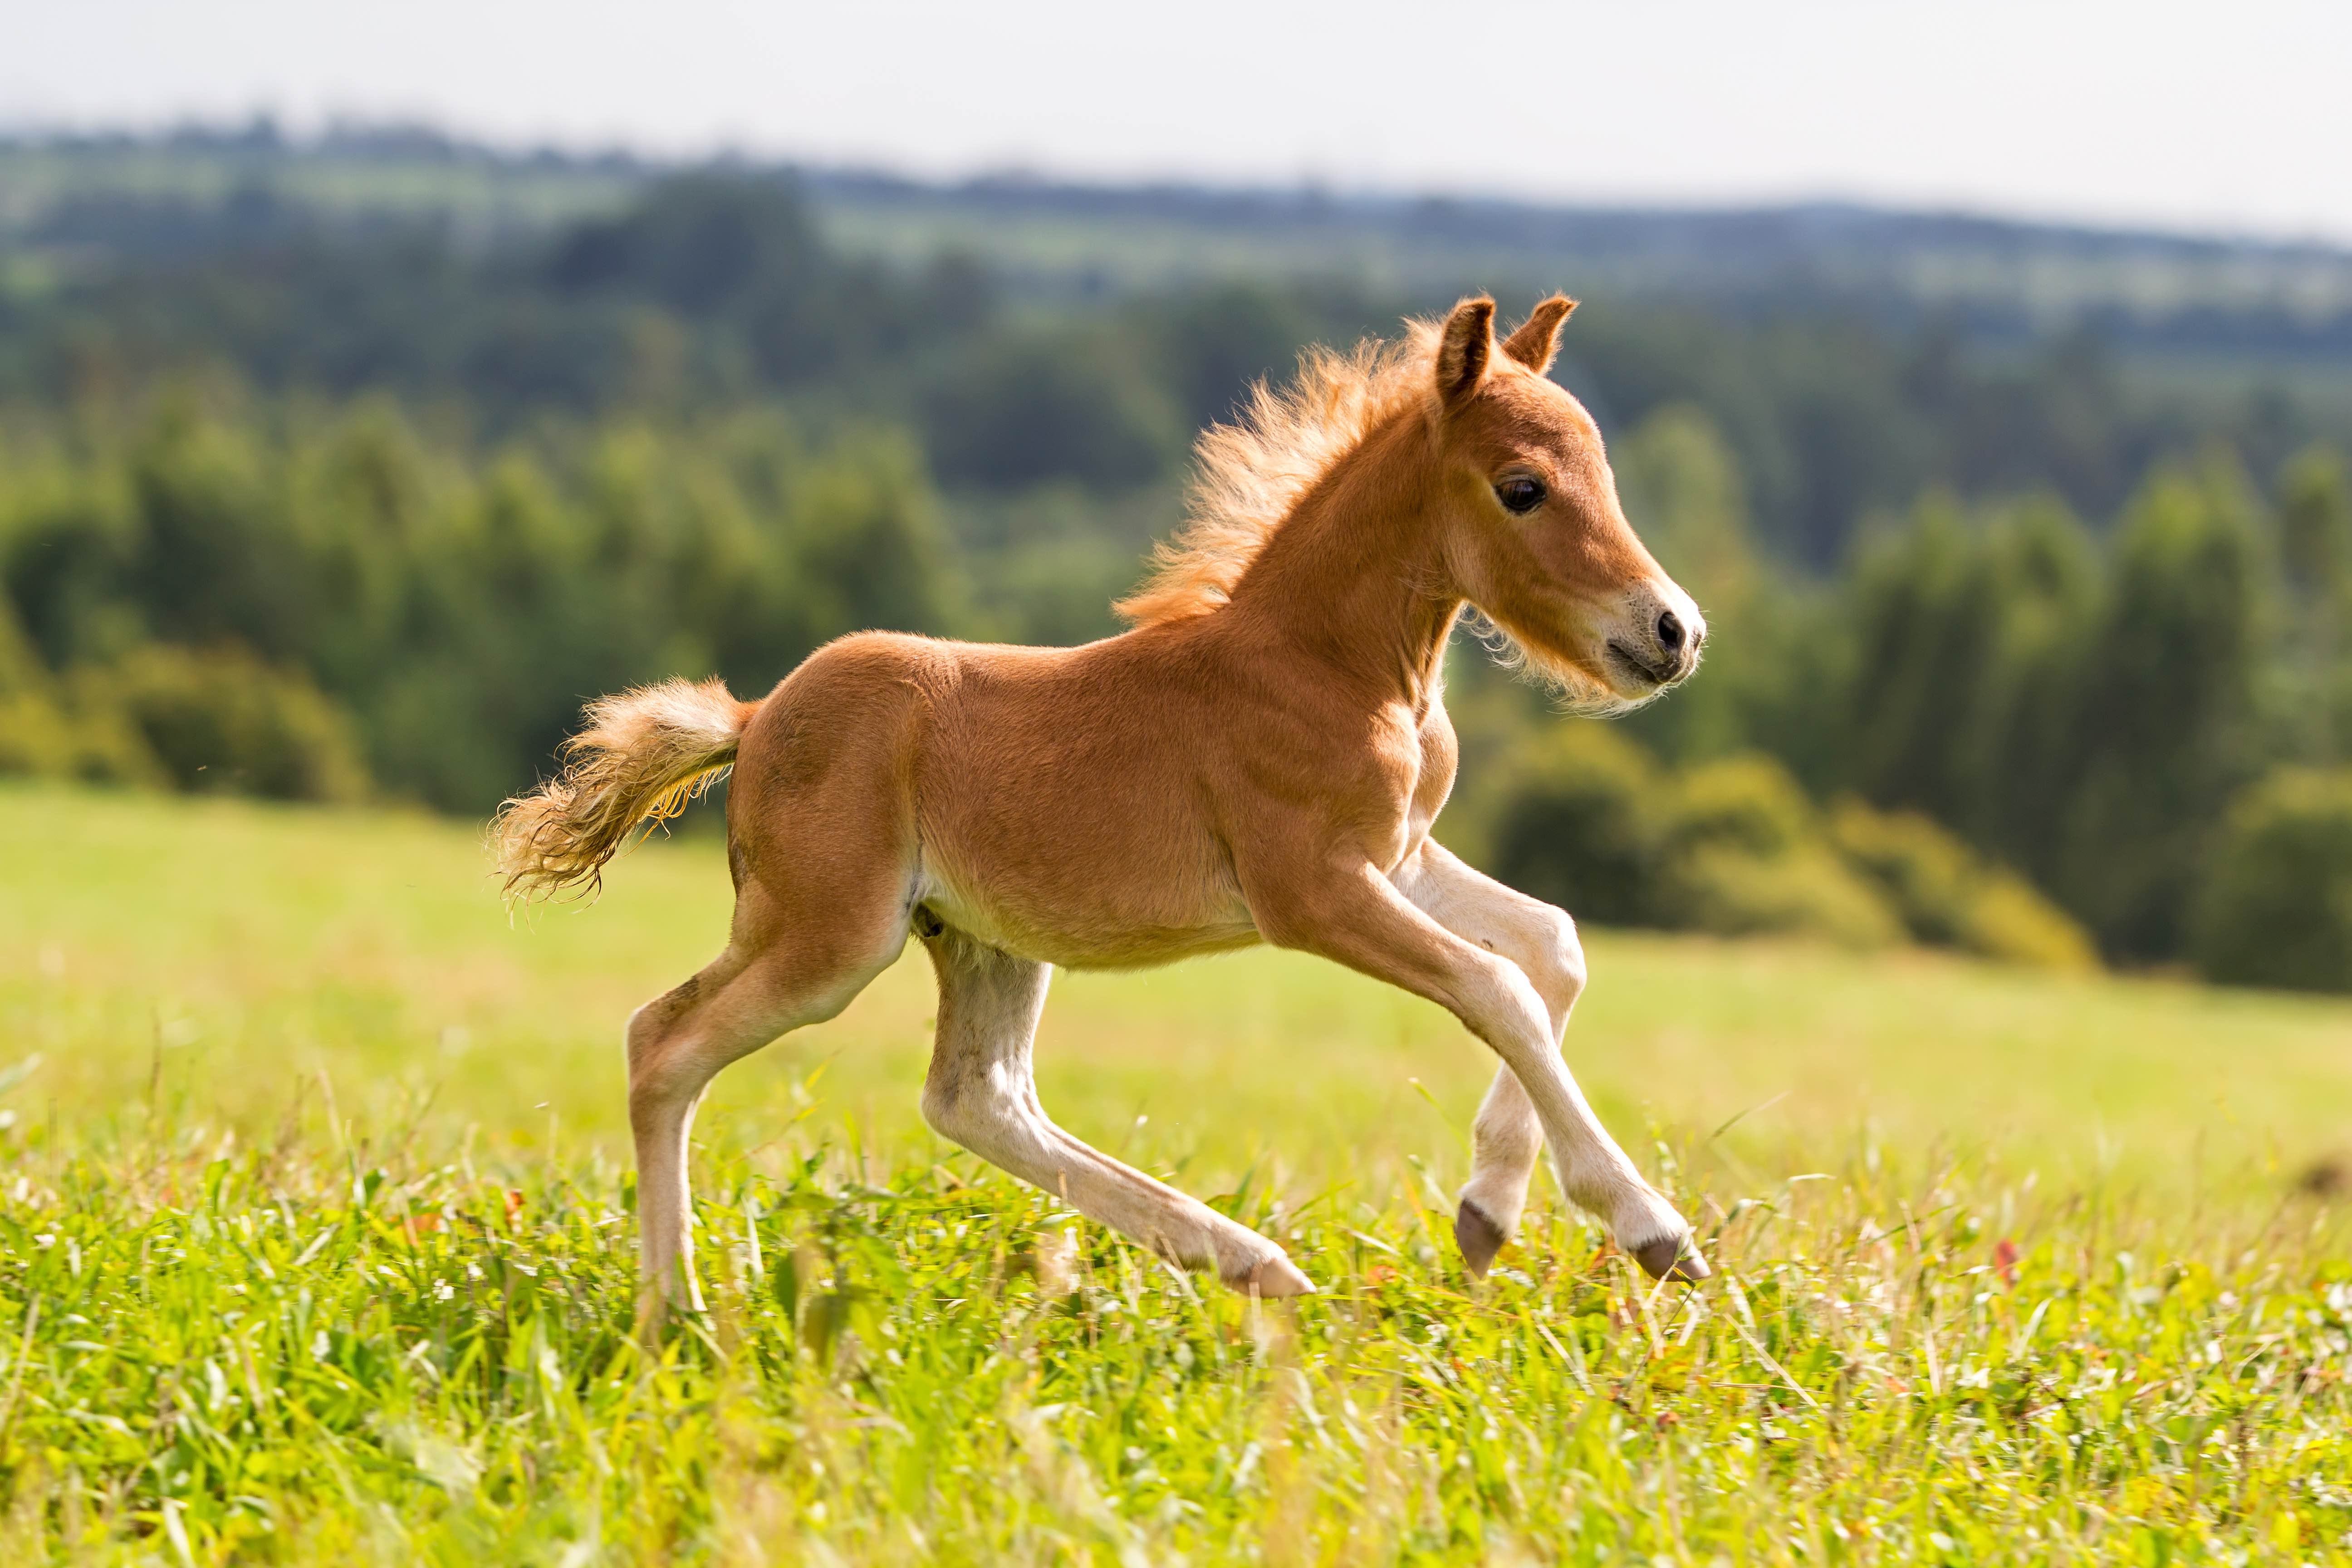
xmin=0 ymin=598 xmax=159 ymax=784
xmin=1962 ymin=872 xmax=2102 ymax=972
xmin=2193 ymin=768 xmax=2352 ymax=992
xmin=1829 ymin=798 xmax=2097 ymax=970
xmin=1478 ymin=736 xmax=1903 ymax=945
xmin=1479 ymin=724 xmax=1662 ymax=925
xmin=0 ymin=600 xmax=72 ymax=777
xmin=1657 ymin=757 xmax=1902 ymax=946
xmin=1665 ymin=755 xmax=1816 ymax=859
xmin=0 ymin=689 xmax=75 ymax=777
xmin=1667 ymin=841 xmax=1905 ymax=947
xmin=1470 ymin=727 xmax=2095 ymax=964
xmin=74 ymin=645 xmax=371 ymax=804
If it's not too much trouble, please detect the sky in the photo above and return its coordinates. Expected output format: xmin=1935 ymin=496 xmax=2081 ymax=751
xmin=6 ymin=0 xmax=2351 ymax=244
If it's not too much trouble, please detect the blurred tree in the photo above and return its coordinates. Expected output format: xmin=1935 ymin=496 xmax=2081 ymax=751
xmin=0 ymin=399 xmax=967 ymax=811
xmin=547 ymin=175 xmax=826 ymax=318
xmin=1962 ymin=499 xmax=2102 ymax=884
xmin=2193 ymin=766 xmax=2352 ymax=992
xmin=2057 ymin=461 xmax=2272 ymax=959
xmin=1129 ymin=281 xmax=1378 ymax=437
xmin=2275 ymin=445 xmax=2352 ymax=758
xmin=922 ymin=326 xmax=1181 ymax=490
xmin=1828 ymin=494 xmax=1999 ymax=831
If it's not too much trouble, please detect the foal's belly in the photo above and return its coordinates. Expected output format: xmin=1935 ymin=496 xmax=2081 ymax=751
xmin=915 ymin=886 xmax=1263 ymax=969
xmin=915 ymin=857 xmax=1262 ymax=970
xmin=911 ymin=774 xmax=1264 ymax=969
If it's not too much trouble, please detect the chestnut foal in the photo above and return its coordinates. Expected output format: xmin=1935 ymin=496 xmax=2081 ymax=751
xmin=494 ymin=296 xmax=1709 ymax=1311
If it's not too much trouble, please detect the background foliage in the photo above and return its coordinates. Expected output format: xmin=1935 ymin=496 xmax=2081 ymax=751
xmin=6 ymin=135 xmax=2352 ymax=985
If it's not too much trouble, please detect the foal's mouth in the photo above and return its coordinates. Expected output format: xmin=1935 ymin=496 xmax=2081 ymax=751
xmin=1605 ymin=641 xmax=1678 ymax=690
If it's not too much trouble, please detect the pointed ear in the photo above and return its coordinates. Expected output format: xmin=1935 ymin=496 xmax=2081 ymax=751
xmin=1501 ymin=295 xmax=1577 ymax=373
xmin=1435 ymin=297 xmax=1495 ymax=406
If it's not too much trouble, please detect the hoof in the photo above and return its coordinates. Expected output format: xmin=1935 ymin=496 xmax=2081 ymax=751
xmin=1631 ymin=1234 xmax=1709 ymax=1282
xmin=1230 ymin=1251 xmax=1314 ymax=1298
xmin=1453 ymin=1198 xmax=1507 ymax=1277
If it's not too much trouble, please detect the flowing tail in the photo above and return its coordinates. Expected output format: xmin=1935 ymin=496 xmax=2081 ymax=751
xmin=490 ymin=677 xmax=755 ymax=902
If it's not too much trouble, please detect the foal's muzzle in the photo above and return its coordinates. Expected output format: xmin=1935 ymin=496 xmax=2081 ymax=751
xmin=1607 ymin=583 xmax=1706 ymax=691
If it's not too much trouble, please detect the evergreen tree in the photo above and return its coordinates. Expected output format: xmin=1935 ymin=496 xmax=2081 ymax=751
xmin=1833 ymin=494 xmax=2005 ymax=832
xmin=2058 ymin=462 xmax=2271 ymax=959
xmin=2276 ymin=445 xmax=2352 ymax=759
xmin=1962 ymin=498 xmax=2102 ymax=884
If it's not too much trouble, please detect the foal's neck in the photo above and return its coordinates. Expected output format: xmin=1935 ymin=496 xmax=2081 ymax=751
xmin=1225 ymin=413 xmax=1461 ymax=715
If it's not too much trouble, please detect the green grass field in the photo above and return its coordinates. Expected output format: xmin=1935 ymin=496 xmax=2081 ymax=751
xmin=4 ymin=784 xmax=2351 ymax=1563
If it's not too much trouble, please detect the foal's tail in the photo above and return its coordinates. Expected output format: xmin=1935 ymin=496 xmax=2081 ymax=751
xmin=490 ymin=677 xmax=756 ymax=903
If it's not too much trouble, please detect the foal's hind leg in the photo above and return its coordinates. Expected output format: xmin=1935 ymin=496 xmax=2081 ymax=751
xmin=919 ymin=927 xmax=1312 ymax=1297
xmin=1395 ymin=843 xmax=1704 ymax=1281
xmin=628 ymin=878 xmax=909 ymax=1315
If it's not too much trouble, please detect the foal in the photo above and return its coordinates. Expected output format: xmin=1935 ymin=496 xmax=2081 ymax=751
xmin=495 ymin=296 xmax=1710 ymax=1308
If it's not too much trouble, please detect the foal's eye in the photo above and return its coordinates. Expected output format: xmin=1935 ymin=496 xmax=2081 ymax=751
xmin=1494 ymin=476 xmax=1546 ymax=514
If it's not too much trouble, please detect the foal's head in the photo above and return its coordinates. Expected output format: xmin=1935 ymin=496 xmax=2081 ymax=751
xmin=1425 ymin=296 xmax=1705 ymax=709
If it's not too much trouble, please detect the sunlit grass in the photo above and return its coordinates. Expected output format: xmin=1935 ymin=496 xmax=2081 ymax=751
xmin=4 ymin=784 xmax=2352 ymax=1562
xmin=2 ymin=1122 xmax=2347 ymax=1563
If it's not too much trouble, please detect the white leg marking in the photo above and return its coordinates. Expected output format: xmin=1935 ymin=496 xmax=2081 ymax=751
xmin=1395 ymin=843 xmax=1701 ymax=1279
xmin=921 ymin=930 xmax=1310 ymax=1297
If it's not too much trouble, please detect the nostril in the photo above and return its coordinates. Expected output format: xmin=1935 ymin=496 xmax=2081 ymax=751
xmin=1656 ymin=610 xmax=1684 ymax=653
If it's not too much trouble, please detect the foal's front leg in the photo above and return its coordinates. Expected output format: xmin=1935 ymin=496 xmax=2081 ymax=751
xmin=1396 ymin=844 xmax=1703 ymax=1279
xmin=1257 ymin=857 xmax=1705 ymax=1282
xmin=918 ymin=926 xmax=1313 ymax=1296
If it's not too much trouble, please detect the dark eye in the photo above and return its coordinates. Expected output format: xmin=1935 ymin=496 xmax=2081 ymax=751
xmin=1495 ymin=476 xmax=1546 ymax=514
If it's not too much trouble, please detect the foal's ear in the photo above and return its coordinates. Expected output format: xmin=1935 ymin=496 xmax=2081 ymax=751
xmin=1501 ymin=295 xmax=1577 ymax=373
xmin=1435 ymin=297 xmax=1496 ymax=407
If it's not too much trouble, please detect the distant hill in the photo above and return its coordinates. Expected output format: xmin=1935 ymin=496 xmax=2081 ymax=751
xmin=810 ymin=169 xmax=2352 ymax=343
xmin=6 ymin=124 xmax=2352 ymax=370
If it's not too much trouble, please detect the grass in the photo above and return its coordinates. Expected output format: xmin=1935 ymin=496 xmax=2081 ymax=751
xmin=4 ymin=783 xmax=2352 ymax=1563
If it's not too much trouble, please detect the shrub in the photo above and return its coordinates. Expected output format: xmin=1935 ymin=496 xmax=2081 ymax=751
xmin=1667 ymin=841 xmax=1905 ymax=948
xmin=1826 ymin=799 xmax=1977 ymax=944
xmin=1962 ymin=871 xmax=2102 ymax=972
xmin=2193 ymin=768 xmax=2352 ymax=992
xmin=1658 ymin=757 xmax=1902 ymax=946
xmin=0 ymin=689 xmax=75 ymax=777
xmin=1480 ymin=724 xmax=1661 ymax=925
xmin=74 ymin=645 xmax=371 ymax=804
xmin=1471 ymin=732 xmax=2093 ymax=964
xmin=0 ymin=599 xmax=159 ymax=784
xmin=0 ymin=603 xmax=73 ymax=777
xmin=1829 ymin=798 xmax=2097 ymax=970
xmin=1665 ymin=755 xmax=1817 ymax=859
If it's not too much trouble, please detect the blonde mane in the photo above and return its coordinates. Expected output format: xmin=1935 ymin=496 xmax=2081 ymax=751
xmin=1113 ymin=323 xmax=1440 ymax=627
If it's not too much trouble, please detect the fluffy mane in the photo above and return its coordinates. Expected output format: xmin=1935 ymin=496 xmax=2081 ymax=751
xmin=1113 ymin=323 xmax=1440 ymax=627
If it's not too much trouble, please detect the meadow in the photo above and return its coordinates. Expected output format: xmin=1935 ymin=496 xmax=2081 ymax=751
xmin=3 ymin=783 xmax=2351 ymax=1563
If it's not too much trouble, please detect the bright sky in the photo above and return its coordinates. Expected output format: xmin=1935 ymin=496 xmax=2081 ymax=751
xmin=6 ymin=0 xmax=2351 ymax=244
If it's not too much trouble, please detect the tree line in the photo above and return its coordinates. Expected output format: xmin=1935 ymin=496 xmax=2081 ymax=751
xmin=7 ymin=173 xmax=2345 ymax=568
xmin=0 ymin=398 xmax=953 ymax=812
